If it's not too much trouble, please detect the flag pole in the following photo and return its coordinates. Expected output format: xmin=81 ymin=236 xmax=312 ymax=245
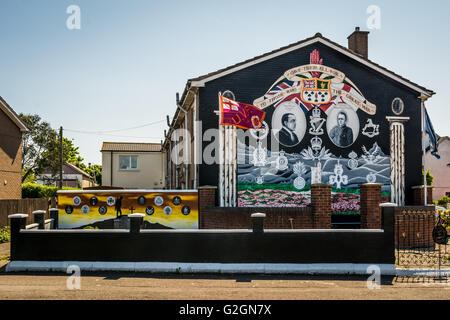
xmin=420 ymin=96 xmax=428 ymax=206
xmin=218 ymin=92 xmax=224 ymax=207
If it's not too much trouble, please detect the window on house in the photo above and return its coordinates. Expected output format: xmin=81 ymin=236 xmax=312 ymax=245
xmin=119 ymin=156 xmax=138 ymax=170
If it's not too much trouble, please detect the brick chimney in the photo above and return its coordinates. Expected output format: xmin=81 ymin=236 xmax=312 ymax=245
xmin=347 ymin=27 xmax=369 ymax=59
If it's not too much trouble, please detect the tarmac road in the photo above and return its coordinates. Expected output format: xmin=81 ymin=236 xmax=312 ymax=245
xmin=0 ymin=242 xmax=449 ymax=300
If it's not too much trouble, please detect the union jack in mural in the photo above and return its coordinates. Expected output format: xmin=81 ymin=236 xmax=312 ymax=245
xmin=256 ymin=49 xmax=370 ymax=115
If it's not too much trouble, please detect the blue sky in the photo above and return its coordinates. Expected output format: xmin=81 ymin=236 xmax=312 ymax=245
xmin=0 ymin=0 xmax=449 ymax=165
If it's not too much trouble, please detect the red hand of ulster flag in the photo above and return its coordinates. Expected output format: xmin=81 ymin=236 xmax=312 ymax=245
xmin=219 ymin=95 xmax=266 ymax=130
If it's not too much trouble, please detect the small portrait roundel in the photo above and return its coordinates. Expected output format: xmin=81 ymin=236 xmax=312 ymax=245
xmin=137 ymin=196 xmax=146 ymax=206
xmin=89 ymin=197 xmax=98 ymax=206
xmin=392 ymin=98 xmax=404 ymax=115
xmin=65 ymin=205 xmax=74 ymax=214
xmin=271 ymin=100 xmax=307 ymax=148
xmin=326 ymin=103 xmax=359 ymax=148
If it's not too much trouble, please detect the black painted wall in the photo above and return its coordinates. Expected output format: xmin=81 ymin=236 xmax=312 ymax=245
xmin=198 ymin=41 xmax=425 ymax=204
xmin=10 ymin=208 xmax=395 ymax=264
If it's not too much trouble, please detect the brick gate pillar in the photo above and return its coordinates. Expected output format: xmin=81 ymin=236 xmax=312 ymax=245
xmin=360 ymin=183 xmax=382 ymax=229
xmin=198 ymin=186 xmax=217 ymax=228
xmin=310 ymin=184 xmax=331 ymax=229
xmin=411 ymin=185 xmax=434 ymax=205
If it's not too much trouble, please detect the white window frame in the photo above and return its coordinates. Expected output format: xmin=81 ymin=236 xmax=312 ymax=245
xmin=119 ymin=155 xmax=138 ymax=170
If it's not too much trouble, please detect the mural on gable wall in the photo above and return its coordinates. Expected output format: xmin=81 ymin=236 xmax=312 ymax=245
xmin=237 ymin=49 xmax=391 ymax=212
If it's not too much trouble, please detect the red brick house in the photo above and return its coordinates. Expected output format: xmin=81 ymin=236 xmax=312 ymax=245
xmin=0 ymin=96 xmax=28 ymax=199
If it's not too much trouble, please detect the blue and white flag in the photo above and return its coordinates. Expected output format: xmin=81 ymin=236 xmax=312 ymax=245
xmin=424 ymin=106 xmax=440 ymax=159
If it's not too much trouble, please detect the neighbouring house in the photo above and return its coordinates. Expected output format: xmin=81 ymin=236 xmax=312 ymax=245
xmin=425 ymin=136 xmax=450 ymax=202
xmin=37 ymin=163 xmax=95 ymax=188
xmin=101 ymin=142 xmax=164 ymax=189
xmin=162 ymin=28 xmax=436 ymax=207
xmin=0 ymin=96 xmax=28 ymax=199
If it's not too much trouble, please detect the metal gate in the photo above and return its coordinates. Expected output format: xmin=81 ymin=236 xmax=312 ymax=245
xmin=395 ymin=211 xmax=449 ymax=269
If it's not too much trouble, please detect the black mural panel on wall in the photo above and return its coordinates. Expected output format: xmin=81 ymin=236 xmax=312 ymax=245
xmin=198 ymin=40 xmax=424 ymax=206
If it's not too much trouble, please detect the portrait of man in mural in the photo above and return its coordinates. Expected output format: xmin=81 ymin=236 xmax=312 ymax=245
xmin=272 ymin=100 xmax=306 ymax=148
xmin=329 ymin=111 xmax=353 ymax=147
xmin=277 ymin=113 xmax=300 ymax=147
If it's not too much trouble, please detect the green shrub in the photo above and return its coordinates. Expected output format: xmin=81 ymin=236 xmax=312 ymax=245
xmin=437 ymin=196 xmax=450 ymax=208
xmin=22 ymin=182 xmax=79 ymax=198
xmin=0 ymin=227 xmax=10 ymax=243
xmin=422 ymin=169 xmax=434 ymax=186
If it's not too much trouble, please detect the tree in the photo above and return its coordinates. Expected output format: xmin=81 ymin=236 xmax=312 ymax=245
xmin=20 ymin=114 xmax=81 ymax=183
xmin=20 ymin=114 xmax=58 ymax=182
xmin=19 ymin=113 xmax=102 ymax=185
xmin=86 ymin=164 xmax=102 ymax=185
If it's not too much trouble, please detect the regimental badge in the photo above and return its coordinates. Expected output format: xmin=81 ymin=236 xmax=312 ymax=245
xmin=182 ymin=206 xmax=191 ymax=215
xmin=301 ymin=78 xmax=331 ymax=105
xmin=172 ymin=196 xmax=182 ymax=206
xmin=275 ymin=151 xmax=289 ymax=171
xmin=154 ymin=196 xmax=164 ymax=206
xmin=293 ymin=176 xmax=306 ymax=190
xmin=72 ymin=196 xmax=81 ymax=206
xmin=146 ymin=206 xmax=154 ymax=215
xmin=163 ymin=206 xmax=173 ymax=216
xmin=106 ymin=196 xmax=115 ymax=207
xmin=81 ymin=205 xmax=90 ymax=214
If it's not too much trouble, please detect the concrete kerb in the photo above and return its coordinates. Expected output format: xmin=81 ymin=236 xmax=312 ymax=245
xmin=6 ymin=261 xmax=425 ymax=276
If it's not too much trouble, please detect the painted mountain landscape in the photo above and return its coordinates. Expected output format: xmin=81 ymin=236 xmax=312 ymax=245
xmin=237 ymin=140 xmax=391 ymax=211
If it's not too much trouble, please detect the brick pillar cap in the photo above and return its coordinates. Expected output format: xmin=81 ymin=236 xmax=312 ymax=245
xmin=128 ymin=213 xmax=145 ymax=218
xmin=198 ymin=185 xmax=218 ymax=189
xmin=49 ymin=208 xmax=59 ymax=212
xmin=310 ymin=184 xmax=332 ymax=187
xmin=251 ymin=213 xmax=266 ymax=218
xmin=32 ymin=210 xmax=46 ymax=214
xmin=379 ymin=202 xmax=398 ymax=207
xmin=8 ymin=213 xmax=28 ymax=219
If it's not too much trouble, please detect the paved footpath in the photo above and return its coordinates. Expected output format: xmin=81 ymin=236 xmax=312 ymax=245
xmin=0 ymin=242 xmax=449 ymax=300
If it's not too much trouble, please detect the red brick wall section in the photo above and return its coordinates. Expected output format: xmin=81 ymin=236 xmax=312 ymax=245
xmin=412 ymin=186 xmax=433 ymax=206
xmin=360 ymin=183 xmax=382 ymax=229
xmin=0 ymin=111 xmax=23 ymax=199
xmin=394 ymin=207 xmax=435 ymax=249
xmin=310 ymin=184 xmax=331 ymax=229
xmin=199 ymin=206 xmax=314 ymax=229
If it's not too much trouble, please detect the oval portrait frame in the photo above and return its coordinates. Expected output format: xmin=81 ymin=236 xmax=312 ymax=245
xmin=271 ymin=100 xmax=307 ymax=148
xmin=391 ymin=97 xmax=404 ymax=115
xmin=326 ymin=103 xmax=359 ymax=148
